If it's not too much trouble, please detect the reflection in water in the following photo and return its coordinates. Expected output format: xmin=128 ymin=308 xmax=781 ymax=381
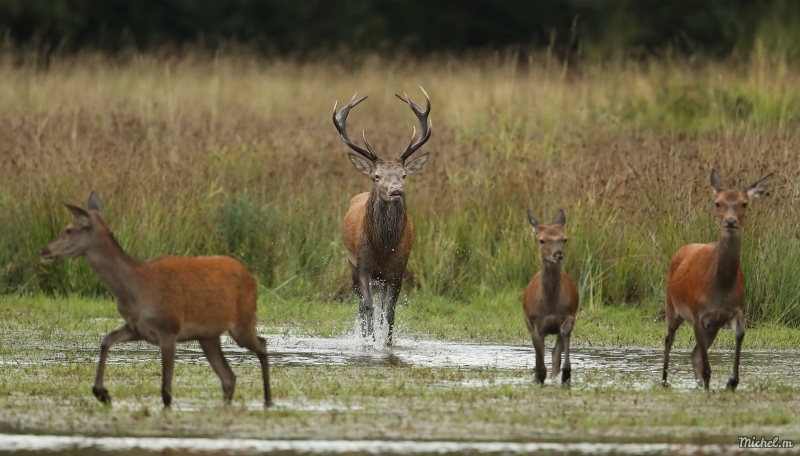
xmin=0 ymin=434 xmax=788 ymax=456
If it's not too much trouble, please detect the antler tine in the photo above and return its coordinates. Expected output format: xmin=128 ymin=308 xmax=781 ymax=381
xmin=362 ymin=130 xmax=376 ymax=155
xmin=402 ymin=126 xmax=417 ymax=156
xmin=395 ymin=86 xmax=432 ymax=161
xmin=332 ymin=93 xmax=377 ymax=162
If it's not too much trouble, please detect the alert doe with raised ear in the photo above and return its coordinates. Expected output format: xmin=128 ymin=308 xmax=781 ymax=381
xmin=523 ymin=209 xmax=579 ymax=384
xmin=663 ymin=169 xmax=773 ymax=390
xmin=332 ymin=87 xmax=432 ymax=345
xmin=39 ymin=192 xmax=271 ymax=407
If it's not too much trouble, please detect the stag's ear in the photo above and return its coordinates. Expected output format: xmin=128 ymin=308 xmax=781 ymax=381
xmin=404 ymin=152 xmax=429 ymax=174
xmin=64 ymin=204 xmax=93 ymax=228
xmin=348 ymin=153 xmax=374 ymax=175
xmin=527 ymin=209 xmax=540 ymax=234
xmin=553 ymin=208 xmax=566 ymax=226
xmin=710 ymin=169 xmax=724 ymax=193
xmin=87 ymin=191 xmax=103 ymax=214
xmin=746 ymin=172 xmax=773 ymax=199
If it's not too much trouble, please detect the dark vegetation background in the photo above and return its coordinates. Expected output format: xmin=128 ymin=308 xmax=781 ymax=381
xmin=2 ymin=0 xmax=800 ymax=59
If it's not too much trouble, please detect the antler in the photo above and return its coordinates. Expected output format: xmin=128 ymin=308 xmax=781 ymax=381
xmin=332 ymin=93 xmax=378 ymax=162
xmin=395 ymin=86 xmax=432 ymax=161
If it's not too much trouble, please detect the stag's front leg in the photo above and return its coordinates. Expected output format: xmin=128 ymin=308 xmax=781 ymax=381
xmin=93 ymin=324 xmax=140 ymax=403
xmin=385 ymin=278 xmax=403 ymax=346
xmin=357 ymin=272 xmax=374 ymax=340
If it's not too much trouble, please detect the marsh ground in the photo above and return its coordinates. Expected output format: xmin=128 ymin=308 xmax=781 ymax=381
xmin=1 ymin=294 xmax=798 ymax=454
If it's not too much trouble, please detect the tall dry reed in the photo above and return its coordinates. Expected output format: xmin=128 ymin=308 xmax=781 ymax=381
xmin=1 ymin=50 xmax=799 ymax=325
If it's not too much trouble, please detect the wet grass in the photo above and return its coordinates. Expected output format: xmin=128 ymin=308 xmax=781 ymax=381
xmin=1 ymin=294 xmax=800 ymax=443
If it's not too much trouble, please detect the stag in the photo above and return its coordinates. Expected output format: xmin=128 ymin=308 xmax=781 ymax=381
xmin=332 ymin=87 xmax=432 ymax=345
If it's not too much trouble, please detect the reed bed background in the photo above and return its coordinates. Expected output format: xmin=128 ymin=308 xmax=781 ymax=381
xmin=1 ymin=48 xmax=799 ymax=325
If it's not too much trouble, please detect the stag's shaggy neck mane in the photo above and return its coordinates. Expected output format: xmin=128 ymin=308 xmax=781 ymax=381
xmin=365 ymin=190 xmax=407 ymax=257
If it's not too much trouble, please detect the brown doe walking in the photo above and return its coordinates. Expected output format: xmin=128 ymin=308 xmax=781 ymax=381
xmin=332 ymin=87 xmax=432 ymax=345
xmin=663 ymin=169 xmax=772 ymax=390
xmin=40 ymin=192 xmax=271 ymax=407
xmin=523 ymin=209 xmax=579 ymax=384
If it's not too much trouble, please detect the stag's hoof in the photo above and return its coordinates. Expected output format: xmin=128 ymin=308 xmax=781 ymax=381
xmin=92 ymin=386 xmax=111 ymax=404
xmin=726 ymin=377 xmax=739 ymax=391
xmin=561 ymin=367 xmax=571 ymax=384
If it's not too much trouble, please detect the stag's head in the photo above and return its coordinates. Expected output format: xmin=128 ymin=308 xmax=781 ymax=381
xmin=333 ymin=87 xmax=431 ymax=202
xmin=710 ymin=169 xmax=773 ymax=234
xmin=527 ymin=209 xmax=568 ymax=264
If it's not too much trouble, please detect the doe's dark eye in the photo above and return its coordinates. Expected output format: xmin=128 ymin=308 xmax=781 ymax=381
xmin=539 ymin=240 xmax=545 ymax=244
xmin=715 ymin=202 xmax=720 ymax=207
xmin=65 ymin=228 xmax=72 ymax=235
xmin=564 ymin=239 xmax=568 ymax=243
xmin=742 ymin=203 xmax=747 ymax=208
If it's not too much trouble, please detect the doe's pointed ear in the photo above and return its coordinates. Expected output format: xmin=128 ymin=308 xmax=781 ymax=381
xmin=64 ymin=203 xmax=92 ymax=227
xmin=746 ymin=172 xmax=773 ymax=199
xmin=527 ymin=209 xmax=540 ymax=233
xmin=87 ymin=191 xmax=103 ymax=214
xmin=348 ymin=153 xmax=374 ymax=175
xmin=553 ymin=208 xmax=566 ymax=226
xmin=404 ymin=152 xmax=429 ymax=174
xmin=710 ymin=169 xmax=724 ymax=193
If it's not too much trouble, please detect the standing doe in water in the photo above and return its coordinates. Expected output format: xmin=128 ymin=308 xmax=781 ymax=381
xmin=523 ymin=209 xmax=579 ymax=384
xmin=663 ymin=169 xmax=772 ymax=390
xmin=39 ymin=192 xmax=272 ymax=407
xmin=332 ymin=87 xmax=432 ymax=345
